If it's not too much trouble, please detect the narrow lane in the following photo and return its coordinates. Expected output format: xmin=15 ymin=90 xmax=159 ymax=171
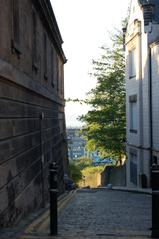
xmin=57 ymin=189 xmax=151 ymax=238
xmin=21 ymin=189 xmax=151 ymax=239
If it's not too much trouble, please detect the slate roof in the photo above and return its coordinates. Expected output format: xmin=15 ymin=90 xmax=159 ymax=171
xmin=139 ymin=0 xmax=159 ymax=24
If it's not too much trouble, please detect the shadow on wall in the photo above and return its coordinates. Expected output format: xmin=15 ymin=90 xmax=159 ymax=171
xmin=78 ymin=172 xmax=102 ymax=188
xmin=77 ymin=164 xmax=126 ymax=188
xmin=102 ymin=164 xmax=126 ymax=187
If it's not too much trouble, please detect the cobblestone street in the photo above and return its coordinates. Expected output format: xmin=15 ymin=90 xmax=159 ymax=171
xmin=21 ymin=189 xmax=151 ymax=239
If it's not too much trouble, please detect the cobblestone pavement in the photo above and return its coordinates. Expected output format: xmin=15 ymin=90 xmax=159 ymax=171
xmin=20 ymin=189 xmax=151 ymax=239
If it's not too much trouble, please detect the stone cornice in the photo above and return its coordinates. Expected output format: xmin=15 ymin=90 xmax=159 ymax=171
xmin=125 ymin=20 xmax=141 ymax=45
xmin=33 ymin=0 xmax=67 ymax=64
xmin=127 ymin=143 xmax=151 ymax=151
xmin=149 ymin=39 xmax=159 ymax=48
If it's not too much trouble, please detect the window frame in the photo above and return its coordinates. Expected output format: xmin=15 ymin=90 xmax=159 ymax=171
xmin=11 ymin=0 xmax=21 ymax=58
xmin=51 ymin=46 xmax=55 ymax=87
xmin=32 ymin=9 xmax=38 ymax=73
xmin=129 ymin=148 xmax=137 ymax=186
xmin=129 ymin=95 xmax=137 ymax=133
xmin=43 ymin=32 xmax=48 ymax=80
xmin=129 ymin=48 xmax=136 ymax=79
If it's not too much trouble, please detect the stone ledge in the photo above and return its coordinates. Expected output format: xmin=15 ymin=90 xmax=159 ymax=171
xmin=0 ymin=58 xmax=65 ymax=106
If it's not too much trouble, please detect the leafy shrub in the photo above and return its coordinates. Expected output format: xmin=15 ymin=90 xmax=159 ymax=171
xmin=82 ymin=166 xmax=104 ymax=175
xmin=75 ymin=157 xmax=93 ymax=170
xmin=69 ymin=161 xmax=82 ymax=185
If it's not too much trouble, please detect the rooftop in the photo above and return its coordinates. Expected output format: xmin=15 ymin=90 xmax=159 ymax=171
xmin=139 ymin=0 xmax=159 ymax=24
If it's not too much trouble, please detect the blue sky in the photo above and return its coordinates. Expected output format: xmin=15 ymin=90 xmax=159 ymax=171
xmin=51 ymin=0 xmax=129 ymax=127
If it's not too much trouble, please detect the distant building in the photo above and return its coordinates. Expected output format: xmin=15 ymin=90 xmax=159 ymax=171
xmin=0 ymin=0 xmax=68 ymax=227
xmin=125 ymin=0 xmax=159 ymax=188
xmin=67 ymin=128 xmax=86 ymax=160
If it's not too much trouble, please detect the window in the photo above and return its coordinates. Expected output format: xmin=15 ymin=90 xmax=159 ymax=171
xmin=60 ymin=61 xmax=64 ymax=95
xmin=129 ymin=95 xmax=137 ymax=133
xmin=58 ymin=59 xmax=63 ymax=95
xmin=56 ymin=54 xmax=59 ymax=91
xmin=51 ymin=47 xmax=54 ymax=87
xmin=130 ymin=149 xmax=137 ymax=186
xmin=130 ymin=102 xmax=137 ymax=131
xmin=32 ymin=10 xmax=38 ymax=72
xmin=11 ymin=0 xmax=21 ymax=57
xmin=129 ymin=48 xmax=136 ymax=79
xmin=44 ymin=33 xmax=48 ymax=80
xmin=153 ymin=156 xmax=158 ymax=165
xmin=12 ymin=0 xmax=19 ymax=44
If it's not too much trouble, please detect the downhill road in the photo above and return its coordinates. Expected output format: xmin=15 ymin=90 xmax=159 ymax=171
xmin=21 ymin=188 xmax=151 ymax=239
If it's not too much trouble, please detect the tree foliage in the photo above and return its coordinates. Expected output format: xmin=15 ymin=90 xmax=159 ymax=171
xmin=80 ymin=27 xmax=126 ymax=160
xmin=69 ymin=161 xmax=82 ymax=185
xmin=75 ymin=157 xmax=93 ymax=170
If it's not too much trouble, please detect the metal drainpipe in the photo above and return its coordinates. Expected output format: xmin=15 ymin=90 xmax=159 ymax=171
xmin=139 ymin=29 xmax=144 ymax=181
xmin=40 ymin=112 xmax=45 ymax=208
xmin=149 ymin=46 xmax=153 ymax=169
xmin=149 ymin=45 xmax=159 ymax=238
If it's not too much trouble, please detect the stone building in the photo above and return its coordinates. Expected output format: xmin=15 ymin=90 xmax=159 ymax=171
xmin=125 ymin=0 xmax=159 ymax=188
xmin=0 ymin=0 xmax=68 ymax=227
xmin=67 ymin=128 xmax=86 ymax=160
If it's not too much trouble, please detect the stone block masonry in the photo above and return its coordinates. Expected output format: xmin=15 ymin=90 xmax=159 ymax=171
xmin=0 ymin=0 xmax=68 ymax=227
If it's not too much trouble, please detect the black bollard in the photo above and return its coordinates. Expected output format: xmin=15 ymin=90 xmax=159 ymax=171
xmin=151 ymin=164 xmax=159 ymax=238
xmin=50 ymin=162 xmax=58 ymax=236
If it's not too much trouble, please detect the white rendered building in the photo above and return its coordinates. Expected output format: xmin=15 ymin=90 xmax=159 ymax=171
xmin=125 ymin=0 xmax=159 ymax=188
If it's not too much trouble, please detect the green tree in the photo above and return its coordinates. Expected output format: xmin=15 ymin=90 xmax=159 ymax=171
xmin=69 ymin=161 xmax=82 ymax=185
xmin=80 ymin=27 xmax=126 ymax=161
